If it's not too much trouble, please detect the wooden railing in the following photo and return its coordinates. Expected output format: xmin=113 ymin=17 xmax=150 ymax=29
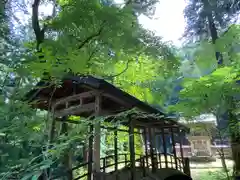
xmin=53 ymin=152 xmax=189 ymax=180
xmin=143 ymin=152 xmax=184 ymax=171
xmin=72 ymin=161 xmax=92 ymax=180
xmin=100 ymin=153 xmax=132 ymax=173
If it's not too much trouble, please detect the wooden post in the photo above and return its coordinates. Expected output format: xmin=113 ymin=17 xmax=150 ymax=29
xmin=161 ymin=128 xmax=168 ymax=168
xmin=179 ymin=129 xmax=184 ymax=168
xmin=114 ymin=127 xmax=118 ymax=171
xmin=183 ymin=157 xmax=191 ymax=176
xmin=148 ymin=127 xmax=156 ymax=172
xmin=170 ymin=128 xmax=178 ymax=170
xmin=152 ymin=128 xmax=158 ymax=169
xmin=143 ymin=127 xmax=149 ymax=168
xmin=124 ymin=154 xmax=127 ymax=166
xmin=93 ymin=95 xmax=101 ymax=172
xmin=103 ymin=158 xmax=106 ymax=173
xmin=142 ymin=156 xmax=146 ymax=177
xmin=88 ymin=124 xmax=94 ymax=180
xmin=129 ymin=120 xmax=136 ymax=180
xmin=60 ymin=120 xmax=73 ymax=180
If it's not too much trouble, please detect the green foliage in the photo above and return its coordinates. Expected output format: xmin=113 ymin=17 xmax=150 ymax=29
xmin=171 ymin=25 xmax=240 ymax=118
xmin=170 ymin=66 xmax=239 ymax=118
xmin=0 ymin=0 xmax=181 ymax=178
xmin=197 ymin=170 xmax=231 ymax=180
xmin=25 ymin=0 xmax=178 ymax=80
xmin=1 ymin=0 xmax=239 ymax=179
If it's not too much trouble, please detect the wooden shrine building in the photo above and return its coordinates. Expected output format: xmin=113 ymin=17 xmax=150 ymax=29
xmin=26 ymin=75 xmax=192 ymax=180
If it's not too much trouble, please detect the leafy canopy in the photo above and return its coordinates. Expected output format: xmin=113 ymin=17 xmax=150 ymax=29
xmin=170 ymin=66 xmax=239 ymax=118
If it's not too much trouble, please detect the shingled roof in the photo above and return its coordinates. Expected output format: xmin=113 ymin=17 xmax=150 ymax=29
xmin=25 ymin=75 xmax=189 ymax=132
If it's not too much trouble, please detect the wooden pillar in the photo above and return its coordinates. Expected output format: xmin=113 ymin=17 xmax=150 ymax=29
xmin=93 ymin=95 xmax=101 ymax=172
xmin=183 ymin=157 xmax=191 ymax=176
xmin=60 ymin=121 xmax=73 ymax=180
xmin=152 ymin=128 xmax=156 ymax=151
xmin=129 ymin=120 xmax=136 ymax=180
xmin=170 ymin=128 xmax=178 ymax=170
xmin=143 ymin=127 xmax=149 ymax=168
xmin=93 ymin=122 xmax=101 ymax=172
xmin=148 ymin=127 xmax=156 ymax=172
xmin=178 ymin=130 xmax=183 ymax=161
xmin=114 ymin=127 xmax=118 ymax=171
xmin=161 ymin=128 xmax=168 ymax=168
xmin=88 ymin=124 xmax=94 ymax=180
xmin=152 ymin=128 xmax=158 ymax=169
xmin=179 ymin=129 xmax=184 ymax=165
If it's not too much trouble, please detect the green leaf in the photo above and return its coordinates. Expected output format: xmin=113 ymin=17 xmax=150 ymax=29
xmin=31 ymin=172 xmax=42 ymax=180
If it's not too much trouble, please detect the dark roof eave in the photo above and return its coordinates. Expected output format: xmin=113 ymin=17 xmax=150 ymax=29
xmin=24 ymin=75 xmax=190 ymax=131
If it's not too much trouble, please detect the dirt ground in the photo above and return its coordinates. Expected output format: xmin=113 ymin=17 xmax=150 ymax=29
xmin=190 ymin=159 xmax=233 ymax=180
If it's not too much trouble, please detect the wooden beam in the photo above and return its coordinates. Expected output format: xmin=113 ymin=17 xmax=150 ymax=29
xmin=53 ymin=90 xmax=98 ymax=108
xmin=101 ymin=126 xmax=142 ymax=134
xmin=133 ymin=119 xmax=177 ymax=127
xmin=135 ymin=124 xmax=179 ymax=133
xmin=104 ymin=93 xmax=132 ymax=108
xmin=127 ymin=116 xmax=188 ymax=132
xmin=54 ymin=103 xmax=95 ymax=117
xmin=97 ymin=108 xmax=129 ymax=116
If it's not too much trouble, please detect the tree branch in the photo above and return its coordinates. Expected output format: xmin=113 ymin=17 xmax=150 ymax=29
xmin=87 ymin=45 xmax=99 ymax=63
xmin=32 ymin=0 xmax=44 ymax=50
xmin=125 ymin=0 xmax=132 ymax=5
xmin=78 ymin=21 xmax=105 ymax=49
xmin=51 ymin=0 xmax=57 ymax=17
xmin=107 ymin=59 xmax=131 ymax=79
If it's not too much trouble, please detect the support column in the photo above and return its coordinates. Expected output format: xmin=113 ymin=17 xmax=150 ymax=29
xmin=88 ymin=124 xmax=94 ymax=180
xmin=183 ymin=157 xmax=191 ymax=176
xmin=93 ymin=122 xmax=101 ymax=172
xmin=143 ymin=127 xmax=149 ymax=168
xmin=148 ymin=127 xmax=156 ymax=172
xmin=161 ymin=128 xmax=168 ymax=168
xmin=170 ymin=128 xmax=178 ymax=170
xmin=129 ymin=120 xmax=136 ymax=180
xmin=152 ymin=128 xmax=158 ymax=169
xmin=179 ymin=129 xmax=185 ymax=170
xmin=93 ymin=95 xmax=101 ymax=172
xmin=61 ymin=121 xmax=73 ymax=180
xmin=114 ymin=127 xmax=118 ymax=171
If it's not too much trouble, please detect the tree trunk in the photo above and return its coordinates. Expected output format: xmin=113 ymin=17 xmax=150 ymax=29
xmin=202 ymin=0 xmax=223 ymax=65
xmin=229 ymin=111 xmax=240 ymax=177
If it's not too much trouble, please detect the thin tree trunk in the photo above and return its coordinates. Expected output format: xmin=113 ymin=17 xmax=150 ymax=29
xmin=229 ymin=110 xmax=240 ymax=177
xmin=202 ymin=116 xmax=230 ymax=180
xmin=202 ymin=0 xmax=223 ymax=65
xmin=206 ymin=14 xmax=223 ymax=65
